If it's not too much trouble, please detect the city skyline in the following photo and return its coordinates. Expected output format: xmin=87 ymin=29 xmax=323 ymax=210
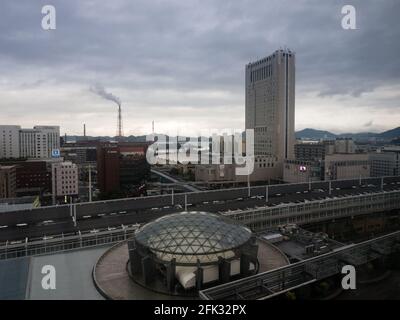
xmin=1 ymin=1 xmax=399 ymax=137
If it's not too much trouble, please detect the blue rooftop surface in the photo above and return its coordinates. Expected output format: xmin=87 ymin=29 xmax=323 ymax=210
xmin=0 ymin=257 xmax=30 ymax=300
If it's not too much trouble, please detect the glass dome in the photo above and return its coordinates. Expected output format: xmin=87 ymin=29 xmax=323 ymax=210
xmin=134 ymin=211 xmax=252 ymax=264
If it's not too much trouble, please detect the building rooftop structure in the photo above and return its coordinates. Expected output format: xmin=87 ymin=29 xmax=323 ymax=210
xmin=135 ymin=212 xmax=252 ymax=265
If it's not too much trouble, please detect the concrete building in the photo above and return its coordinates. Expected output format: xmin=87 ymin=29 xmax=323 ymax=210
xmin=294 ymin=139 xmax=355 ymax=162
xmin=0 ymin=159 xmax=54 ymax=196
xmin=61 ymin=146 xmax=97 ymax=165
xmin=97 ymin=142 xmax=150 ymax=197
xmin=334 ymin=138 xmax=356 ymax=154
xmin=283 ymin=159 xmax=322 ymax=183
xmin=51 ymin=161 xmax=79 ymax=201
xmin=0 ymin=125 xmax=21 ymax=159
xmin=196 ymin=49 xmax=296 ymax=184
xmin=283 ymin=153 xmax=370 ymax=183
xmin=0 ymin=125 xmax=60 ymax=159
xmin=245 ymin=49 xmax=295 ymax=172
xmin=370 ymin=146 xmax=400 ymax=177
xmin=20 ymin=126 xmax=60 ymax=159
xmin=195 ymin=164 xmax=236 ymax=183
xmin=0 ymin=165 xmax=17 ymax=198
xmin=294 ymin=141 xmax=334 ymax=161
xmin=324 ymin=153 xmax=370 ymax=180
xmin=16 ymin=160 xmax=52 ymax=196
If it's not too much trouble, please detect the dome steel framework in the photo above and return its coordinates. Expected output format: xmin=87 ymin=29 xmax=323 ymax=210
xmin=127 ymin=211 xmax=258 ymax=294
xmin=134 ymin=211 xmax=252 ymax=265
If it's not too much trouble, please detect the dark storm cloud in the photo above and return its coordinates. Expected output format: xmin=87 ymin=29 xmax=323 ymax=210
xmin=0 ymin=0 xmax=399 ymax=134
xmin=0 ymin=0 xmax=398 ymax=91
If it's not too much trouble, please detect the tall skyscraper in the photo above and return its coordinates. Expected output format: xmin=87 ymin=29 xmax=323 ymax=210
xmin=245 ymin=49 xmax=295 ymax=170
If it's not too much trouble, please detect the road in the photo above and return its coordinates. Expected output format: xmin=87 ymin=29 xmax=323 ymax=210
xmin=1 ymin=176 xmax=400 ymax=243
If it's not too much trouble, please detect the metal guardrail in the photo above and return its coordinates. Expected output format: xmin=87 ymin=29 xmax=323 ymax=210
xmin=224 ymin=190 xmax=400 ymax=231
xmin=0 ymin=225 xmax=139 ymax=260
xmin=199 ymin=230 xmax=400 ymax=300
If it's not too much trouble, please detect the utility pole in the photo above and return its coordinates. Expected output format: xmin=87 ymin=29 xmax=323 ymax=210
xmin=247 ymin=165 xmax=250 ymax=197
xmin=73 ymin=203 xmax=77 ymax=227
xmin=184 ymin=194 xmax=187 ymax=211
xmin=88 ymin=164 xmax=92 ymax=202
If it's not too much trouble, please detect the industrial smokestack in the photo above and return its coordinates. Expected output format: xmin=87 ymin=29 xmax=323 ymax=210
xmin=117 ymin=103 xmax=123 ymax=138
xmin=90 ymin=84 xmax=123 ymax=137
xmin=83 ymin=123 xmax=86 ymax=137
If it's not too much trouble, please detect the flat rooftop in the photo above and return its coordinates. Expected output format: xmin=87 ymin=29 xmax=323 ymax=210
xmin=0 ymin=246 xmax=109 ymax=300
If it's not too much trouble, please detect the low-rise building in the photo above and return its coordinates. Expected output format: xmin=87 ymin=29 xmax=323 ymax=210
xmin=97 ymin=142 xmax=150 ymax=197
xmin=195 ymin=164 xmax=236 ymax=182
xmin=0 ymin=125 xmax=20 ymax=159
xmin=17 ymin=160 xmax=52 ymax=196
xmin=324 ymin=153 xmax=370 ymax=180
xmin=0 ymin=165 xmax=17 ymax=198
xmin=294 ymin=141 xmax=330 ymax=161
xmin=283 ymin=159 xmax=322 ymax=183
xmin=0 ymin=124 xmax=60 ymax=159
xmin=370 ymin=146 xmax=400 ymax=177
xmin=51 ymin=161 xmax=79 ymax=201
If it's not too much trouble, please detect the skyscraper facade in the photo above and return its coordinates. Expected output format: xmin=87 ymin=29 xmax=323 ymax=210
xmin=245 ymin=49 xmax=295 ymax=171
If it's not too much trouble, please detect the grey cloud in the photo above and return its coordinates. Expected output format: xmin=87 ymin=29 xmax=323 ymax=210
xmin=0 ymin=0 xmax=399 ymax=134
xmin=364 ymin=120 xmax=373 ymax=127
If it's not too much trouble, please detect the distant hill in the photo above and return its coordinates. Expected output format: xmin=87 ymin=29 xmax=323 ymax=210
xmin=337 ymin=132 xmax=378 ymax=141
xmin=295 ymin=126 xmax=400 ymax=142
xmin=65 ymin=126 xmax=400 ymax=143
xmin=378 ymin=127 xmax=400 ymax=139
xmin=65 ymin=135 xmax=147 ymax=142
xmin=295 ymin=128 xmax=336 ymax=140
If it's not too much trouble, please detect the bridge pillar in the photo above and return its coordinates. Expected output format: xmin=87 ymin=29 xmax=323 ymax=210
xmin=142 ymin=255 xmax=156 ymax=285
xmin=196 ymin=261 xmax=204 ymax=290
xmin=128 ymin=240 xmax=142 ymax=275
xmin=240 ymin=254 xmax=251 ymax=276
xmin=218 ymin=257 xmax=231 ymax=283
xmin=166 ymin=258 xmax=176 ymax=292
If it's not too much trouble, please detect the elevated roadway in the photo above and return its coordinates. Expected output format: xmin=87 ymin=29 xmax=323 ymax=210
xmin=0 ymin=176 xmax=399 ymax=243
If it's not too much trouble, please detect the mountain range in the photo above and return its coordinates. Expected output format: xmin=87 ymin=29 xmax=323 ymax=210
xmin=65 ymin=127 xmax=400 ymax=143
xmin=295 ymin=127 xmax=400 ymax=142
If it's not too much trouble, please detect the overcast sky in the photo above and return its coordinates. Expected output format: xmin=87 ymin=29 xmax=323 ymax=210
xmin=0 ymin=0 xmax=399 ymax=136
